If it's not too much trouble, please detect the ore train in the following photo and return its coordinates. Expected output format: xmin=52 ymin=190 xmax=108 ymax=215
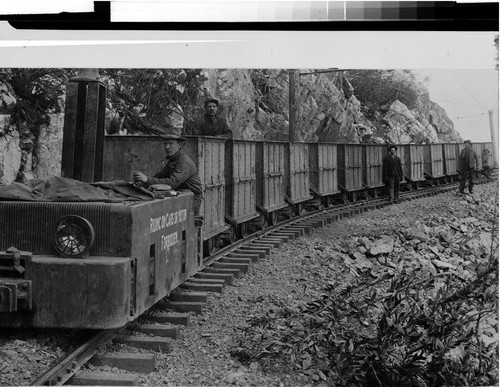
xmin=0 ymin=77 xmax=495 ymax=329
xmin=0 ymin=133 xmax=494 ymax=329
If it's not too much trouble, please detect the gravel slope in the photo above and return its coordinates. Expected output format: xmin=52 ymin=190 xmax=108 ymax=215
xmin=140 ymin=182 xmax=498 ymax=386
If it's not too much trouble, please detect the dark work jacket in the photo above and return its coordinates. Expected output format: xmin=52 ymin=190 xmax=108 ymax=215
xmin=145 ymin=150 xmax=202 ymax=201
xmin=460 ymin=147 xmax=479 ymax=170
xmin=383 ymin=155 xmax=403 ymax=182
xmin=185 ymin=113 xmax=232 ymax=138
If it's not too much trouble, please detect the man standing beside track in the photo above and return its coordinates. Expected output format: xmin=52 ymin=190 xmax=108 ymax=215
xmin=383 ymin=145 xmax=403 ymax=204
xmin=459 ymin=139 xmax=479 ymax=194
xmin=132 ymin=128 xmax=203 ymax=224
xmin=185 ymin=98 xmax=233 ymax=138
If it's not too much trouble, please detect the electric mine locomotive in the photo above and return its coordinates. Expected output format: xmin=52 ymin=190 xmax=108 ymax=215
xmin=0 ymin=75 xmax=495 ymax=330
xmin=0 ymin=191 xmax=200 ymax=329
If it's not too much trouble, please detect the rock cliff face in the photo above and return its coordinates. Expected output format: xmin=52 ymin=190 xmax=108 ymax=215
xmin=0 ymin=69 xmax=463 ymax=184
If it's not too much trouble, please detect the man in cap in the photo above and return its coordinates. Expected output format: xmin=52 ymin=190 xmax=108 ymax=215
xmin=185 ymin=98 xmax=233 ymax=138
xmin=133 ymin=128 xmax=203 ymax=220
xmin=382 ymin=145 xmax=403 ymax=204
xmin=459 ymin=140 xmax=479 ymax=194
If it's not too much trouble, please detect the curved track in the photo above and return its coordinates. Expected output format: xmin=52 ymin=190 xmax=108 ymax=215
xmin=31 ymin=177 xmax=493 ymax=386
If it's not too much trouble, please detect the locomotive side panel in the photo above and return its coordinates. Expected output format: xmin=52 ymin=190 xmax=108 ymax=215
xmin=131 ymin=194 xmax=198 ymax=317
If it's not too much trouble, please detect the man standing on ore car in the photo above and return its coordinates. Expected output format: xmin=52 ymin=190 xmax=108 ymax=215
xmin=459 ymin=139 xmax=479 ymax=194
xmin=383 ymin=145 xmax=403 ymax=204
xmin=184 ymin=98 xmax=233 ymax=138
xmin=132 ymin=128 xmax=203 ymax=225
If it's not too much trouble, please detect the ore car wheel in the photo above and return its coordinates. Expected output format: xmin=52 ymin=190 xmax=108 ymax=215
xmin=256 ymin=212 xmax=268 ymax=230
xmin=269 ymin=211 xmax=279 ymax=226
xmin=203 ymin=238 xmax=215 ymax=257
xmin=238 ymin=223 xmax=249 ymax=238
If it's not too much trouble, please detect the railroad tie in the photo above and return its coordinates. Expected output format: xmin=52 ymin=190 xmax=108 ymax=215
xmin=69 ymin=371 xmax=140 ymax=386
xmin=289 ymin=224 xmax=312 ymax=234
xmin=202 ymin=266 xmax=242 ymax=279
xmin=114 ymin=336 xmax=172 ymax=352
xmin=254 ymin=238 xmax=283 ymax=248
xmin=169 ymin=291 xmax=208 ymax=303
xmin=221 ymin=256 xmax=253 ymax=266
xmin=243 ymin=244 xmax=272 ymax=254
xmin=90 ymin=353 xmax=156 ymax=373
xmin=225 ymin=252 xmax=258 ymax=263
xmin=195 ymin=271 xmax=234 ymax=285
xmin=235 ymin=246 xmax=269 ymax=259
xmin=281 ymin=228 xmax=303 ymax=238
xmin=181 ymin=279 xmax=225 ymax=293
xmin=130 ymin=324 xmax=181 ymax=339
xmin=160 ymin=300 xmax=204 ymax=314
xmin=211 ymin=261 xmax=249 ymax=274
xmin=146 ymin=311 xmax=191 ymax=326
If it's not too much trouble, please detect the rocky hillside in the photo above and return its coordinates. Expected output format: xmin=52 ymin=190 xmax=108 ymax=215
xmin=0 ymin=68 xmax=462 ymax=184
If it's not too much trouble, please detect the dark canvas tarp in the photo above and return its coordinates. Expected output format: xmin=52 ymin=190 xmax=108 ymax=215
xmin=0 ymin=176 xmax=156 ymax=202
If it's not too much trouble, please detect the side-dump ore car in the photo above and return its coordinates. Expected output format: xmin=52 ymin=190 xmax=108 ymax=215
xmin=0 ymin=191 xmax=198 ymax=329
xmin=401 ymin=144 xmax=425 ymax=189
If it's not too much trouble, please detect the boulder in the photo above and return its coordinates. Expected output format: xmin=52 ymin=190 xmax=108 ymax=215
xmin=352 ymin=252 xmax=374 ymax=270
xmin=368 ymin=236 xmax=395 ymax=256
xmin=223 ymin=371 xmax=247 ymax=384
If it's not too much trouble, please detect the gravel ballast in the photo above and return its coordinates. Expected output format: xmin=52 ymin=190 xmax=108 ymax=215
xmin=0 ymin=183 xmax=497 ymax=386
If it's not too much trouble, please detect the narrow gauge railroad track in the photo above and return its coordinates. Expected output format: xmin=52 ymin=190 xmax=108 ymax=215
xmin=31 ymin=178 xmax=493 ymax=386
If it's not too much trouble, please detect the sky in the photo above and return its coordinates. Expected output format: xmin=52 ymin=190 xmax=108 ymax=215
xmin=417 ymin=69 xmax=498 ymax=143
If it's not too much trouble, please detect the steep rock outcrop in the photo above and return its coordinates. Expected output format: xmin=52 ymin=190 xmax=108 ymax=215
xmin=0 ymin=68 xmax=465 ymax=183
xmin=0 ymin=115 xmax=21 ymax=184
xmin=201 ymin=69 xmax=372 ymax=142
xmin=428 ymin=101 xmax=461 ymax=142
xmin=384 ymin=100 xmax=438 ymax=144
xmin=35 ymin=113 xmax=64 ymax=178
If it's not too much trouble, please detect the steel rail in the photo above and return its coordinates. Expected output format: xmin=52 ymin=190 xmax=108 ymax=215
xmin=31 ymin=329 xmax=121 ymax=386
xmin=30 ymin=176 xmax=493 ymax=386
